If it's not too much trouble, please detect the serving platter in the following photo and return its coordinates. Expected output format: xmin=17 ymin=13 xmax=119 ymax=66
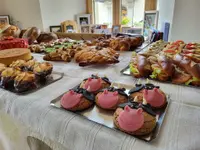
xmin=0 ymin=71 xmax=64 ymax=95
xmin=120 ymin=65 xmax=200 ymax=89
xmin=50 ymin=82 xmax=170 ymax=142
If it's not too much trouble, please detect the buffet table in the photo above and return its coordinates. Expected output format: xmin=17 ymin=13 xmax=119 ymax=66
xmin=1 ymin=52 xmax=200 ymax=150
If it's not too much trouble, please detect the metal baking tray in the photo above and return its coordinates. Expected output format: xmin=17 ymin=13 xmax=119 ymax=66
xmin=0 ymin=71 xmax=64 ymax=95
xmin=134 ymin=42 xmax=150 ymax=53
xmin=50 ymin=82 xmax=170 ymax=142
xmin=120 ymin=65 xmax=200 ymax=89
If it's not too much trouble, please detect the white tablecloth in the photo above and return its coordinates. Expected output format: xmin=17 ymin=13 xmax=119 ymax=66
xmin=1 ymin=52 xmax=200 ymax=150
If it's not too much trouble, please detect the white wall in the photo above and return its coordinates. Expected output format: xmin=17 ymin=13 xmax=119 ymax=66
xmin=2 ymin=0 xmax=43 ymax=29
xmin=157 ymin=0 xmax=175 ymax=40
xmin=170 ymin=0 xmax=200 ymax=42
xmin=39 ymin=0 xmax=86 ymax=31
xmin=0 ymin=0 xmax=5 ymax=14
xmin=133 ymin=0 xmax=144 ymax=23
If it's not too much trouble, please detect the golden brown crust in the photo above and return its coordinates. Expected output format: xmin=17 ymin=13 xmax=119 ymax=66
xmin=37 ymin=32 xmax=58 ymax=44
xmin=95 ymin=93 xmax=128 ymax=110
xmin=119 ymin=40 xmax=131 ymax=51
xmin=43 ymin=48 xmax=75 ymax=62
xmin=9 ymin=60 xmax=26 ymax=69
xmin=66 ymin=97 xmax=93 ymax=111
xmin=129 ymin=90 xmax=144 ymax=103
xmin=113 ymin=108 xmax=156 ymax=135
xmin=0 ymin=48 xmax=32 ymax=66
xmin=74 ymin=47 xmax=119 ymax=66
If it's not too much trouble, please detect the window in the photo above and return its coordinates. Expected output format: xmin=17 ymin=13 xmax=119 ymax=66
xmin=93 ymin=0 xmax=113 ymax=27
xmin=121 ymin=0 xmax=145 ymax=28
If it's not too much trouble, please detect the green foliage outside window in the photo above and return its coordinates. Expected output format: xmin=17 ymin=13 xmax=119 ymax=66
xmin=121 ymin=17 xmax=130 ymax=25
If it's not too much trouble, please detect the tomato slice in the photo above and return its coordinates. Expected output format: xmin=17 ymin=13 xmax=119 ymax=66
xmin=163 ymin=49 xmax=177 ymax=54
xmin=174 ymin=40 xmax=184 ymax=45
xmin=186 ymin=45 xmax=196 ymax=49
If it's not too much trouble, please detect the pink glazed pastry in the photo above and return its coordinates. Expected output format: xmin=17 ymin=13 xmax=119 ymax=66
xmin=117 ymin=106 xmax=144 ymax=132
xmin=60 ymin=87 xmax=95 ymax=112
xmin=114 ymin=105 xmax=157 ymax=135
xmin=61 ymin=90 xmax=82 ymax=109
xmin=95 ymin=87 xmax=128 ymax=110
xmin=83 ymin=78 xmax=102 ymax=92
xmin=143 ymin=88 xmax=166 ymax=108
xmin=80 ymin=75 xmax=111 ymax=93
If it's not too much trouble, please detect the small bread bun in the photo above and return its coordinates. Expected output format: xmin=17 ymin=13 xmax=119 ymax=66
xmin=37 ymin=32 xmax=58 ymax=43
xmin=22 ymin=27 xmax=41 ymax=44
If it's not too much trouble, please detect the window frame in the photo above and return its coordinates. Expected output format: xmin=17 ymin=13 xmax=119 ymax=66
xmin=86 ymin=0 xmax=157 ymax=25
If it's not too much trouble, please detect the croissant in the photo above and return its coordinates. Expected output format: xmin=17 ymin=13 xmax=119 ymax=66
xmin=74 ymin=47 xmax=120 ymax=66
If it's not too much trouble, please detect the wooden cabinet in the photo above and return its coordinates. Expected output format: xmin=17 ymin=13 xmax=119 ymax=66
xmin=145 ymin=0 xmax=157 ymax=11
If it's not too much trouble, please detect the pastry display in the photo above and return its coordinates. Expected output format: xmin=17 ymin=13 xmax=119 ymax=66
xmin=0 ymin=37 xmax=28 ymax=50
xmin=139 ymin=40 xmax=168 ymax=56
xmin=129 ymin=83 xmax=167 ymax=109
xmin=114 ymin=104 xmax=156 ymax=135
xmin=74 ymin=46 xmax=120 ymax=66
xmin=43 ymin=47 xmax=76 ymax=62
xmin=80 ymin=75 xmax=111 ymax=93
xmin=0 ymin=59 xmax=54 ymax=92
xmin=51 ymin=75 xmax=169 ymax=141
xmin=61 ymin=87 xmax=95 ymax=111
xmin=0 ymin=48 xmax=32 ymax=65
xmin=87 ymin=36 xmax=144 ymax=51
xmin=95 ymin=87 xmax=128 ymax=110
xmin=28 ymin=44 xmax=45 ymax=53
xmin=29 ymin=38 xmax=82 ymax=54
xmin=14 ymin=72 xmax=36 ymax=92
xmin=128 ymin=40 xmax=200 ymax=87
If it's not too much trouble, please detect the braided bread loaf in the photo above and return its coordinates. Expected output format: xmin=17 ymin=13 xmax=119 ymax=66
xmin=74 ymin=46 xmax=120 ymax=66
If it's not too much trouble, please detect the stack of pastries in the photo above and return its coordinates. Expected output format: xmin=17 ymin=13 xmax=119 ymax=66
xmin=29 ymin=38 xmax=82 ymax=53
xmin=0 ymin=59 xmax=53 ymax=92
xmin=60 ymin=75 xmax=167 ymax=136
xmin=85 ymin=36 xmax=144 ymax=51
xmin=130 ymin=40 xmax=200 ymax=86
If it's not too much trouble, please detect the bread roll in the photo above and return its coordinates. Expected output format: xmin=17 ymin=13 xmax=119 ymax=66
xmin=22 ymin=27 xmax=41 ymax=44
xmin=37 ymin=32 xmax=58 ymax=43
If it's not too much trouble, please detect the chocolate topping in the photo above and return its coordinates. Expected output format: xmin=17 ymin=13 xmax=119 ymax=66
xmin=83 ymin=74 xmax=111 ymax=85
xmin=99 ymin=87 xmax=128 ymax=98
xmin=71 ymin=86 xmax=95 ymax=102
xmin=129 ymin=83 xmax=159 ymax=94
xmin=118 ymin=102 xmax=156 ymax=116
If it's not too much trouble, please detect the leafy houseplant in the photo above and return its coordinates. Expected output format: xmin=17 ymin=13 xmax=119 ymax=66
xmin=121 ymin=17 xmax=130 ymax=25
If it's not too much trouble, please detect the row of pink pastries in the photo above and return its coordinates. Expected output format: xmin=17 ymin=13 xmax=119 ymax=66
xmin=60 ymin=75 xmax=167 ymax=136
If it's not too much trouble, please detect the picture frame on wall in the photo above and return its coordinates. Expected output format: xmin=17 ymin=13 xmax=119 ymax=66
xmin=112 ymin=25 xmax=121 ymax=35
xmin=76 ymin=14 xmax=91 ymax=25
xmin=143 ymin=11 xmax=159 ymax=38
xmin=80 ymin=25 xmax=91 ymax=33
xmin=49 ymin=25 xmax=62 ymax=32
xmin=0 ymin=15 xmax=10 ymax=25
